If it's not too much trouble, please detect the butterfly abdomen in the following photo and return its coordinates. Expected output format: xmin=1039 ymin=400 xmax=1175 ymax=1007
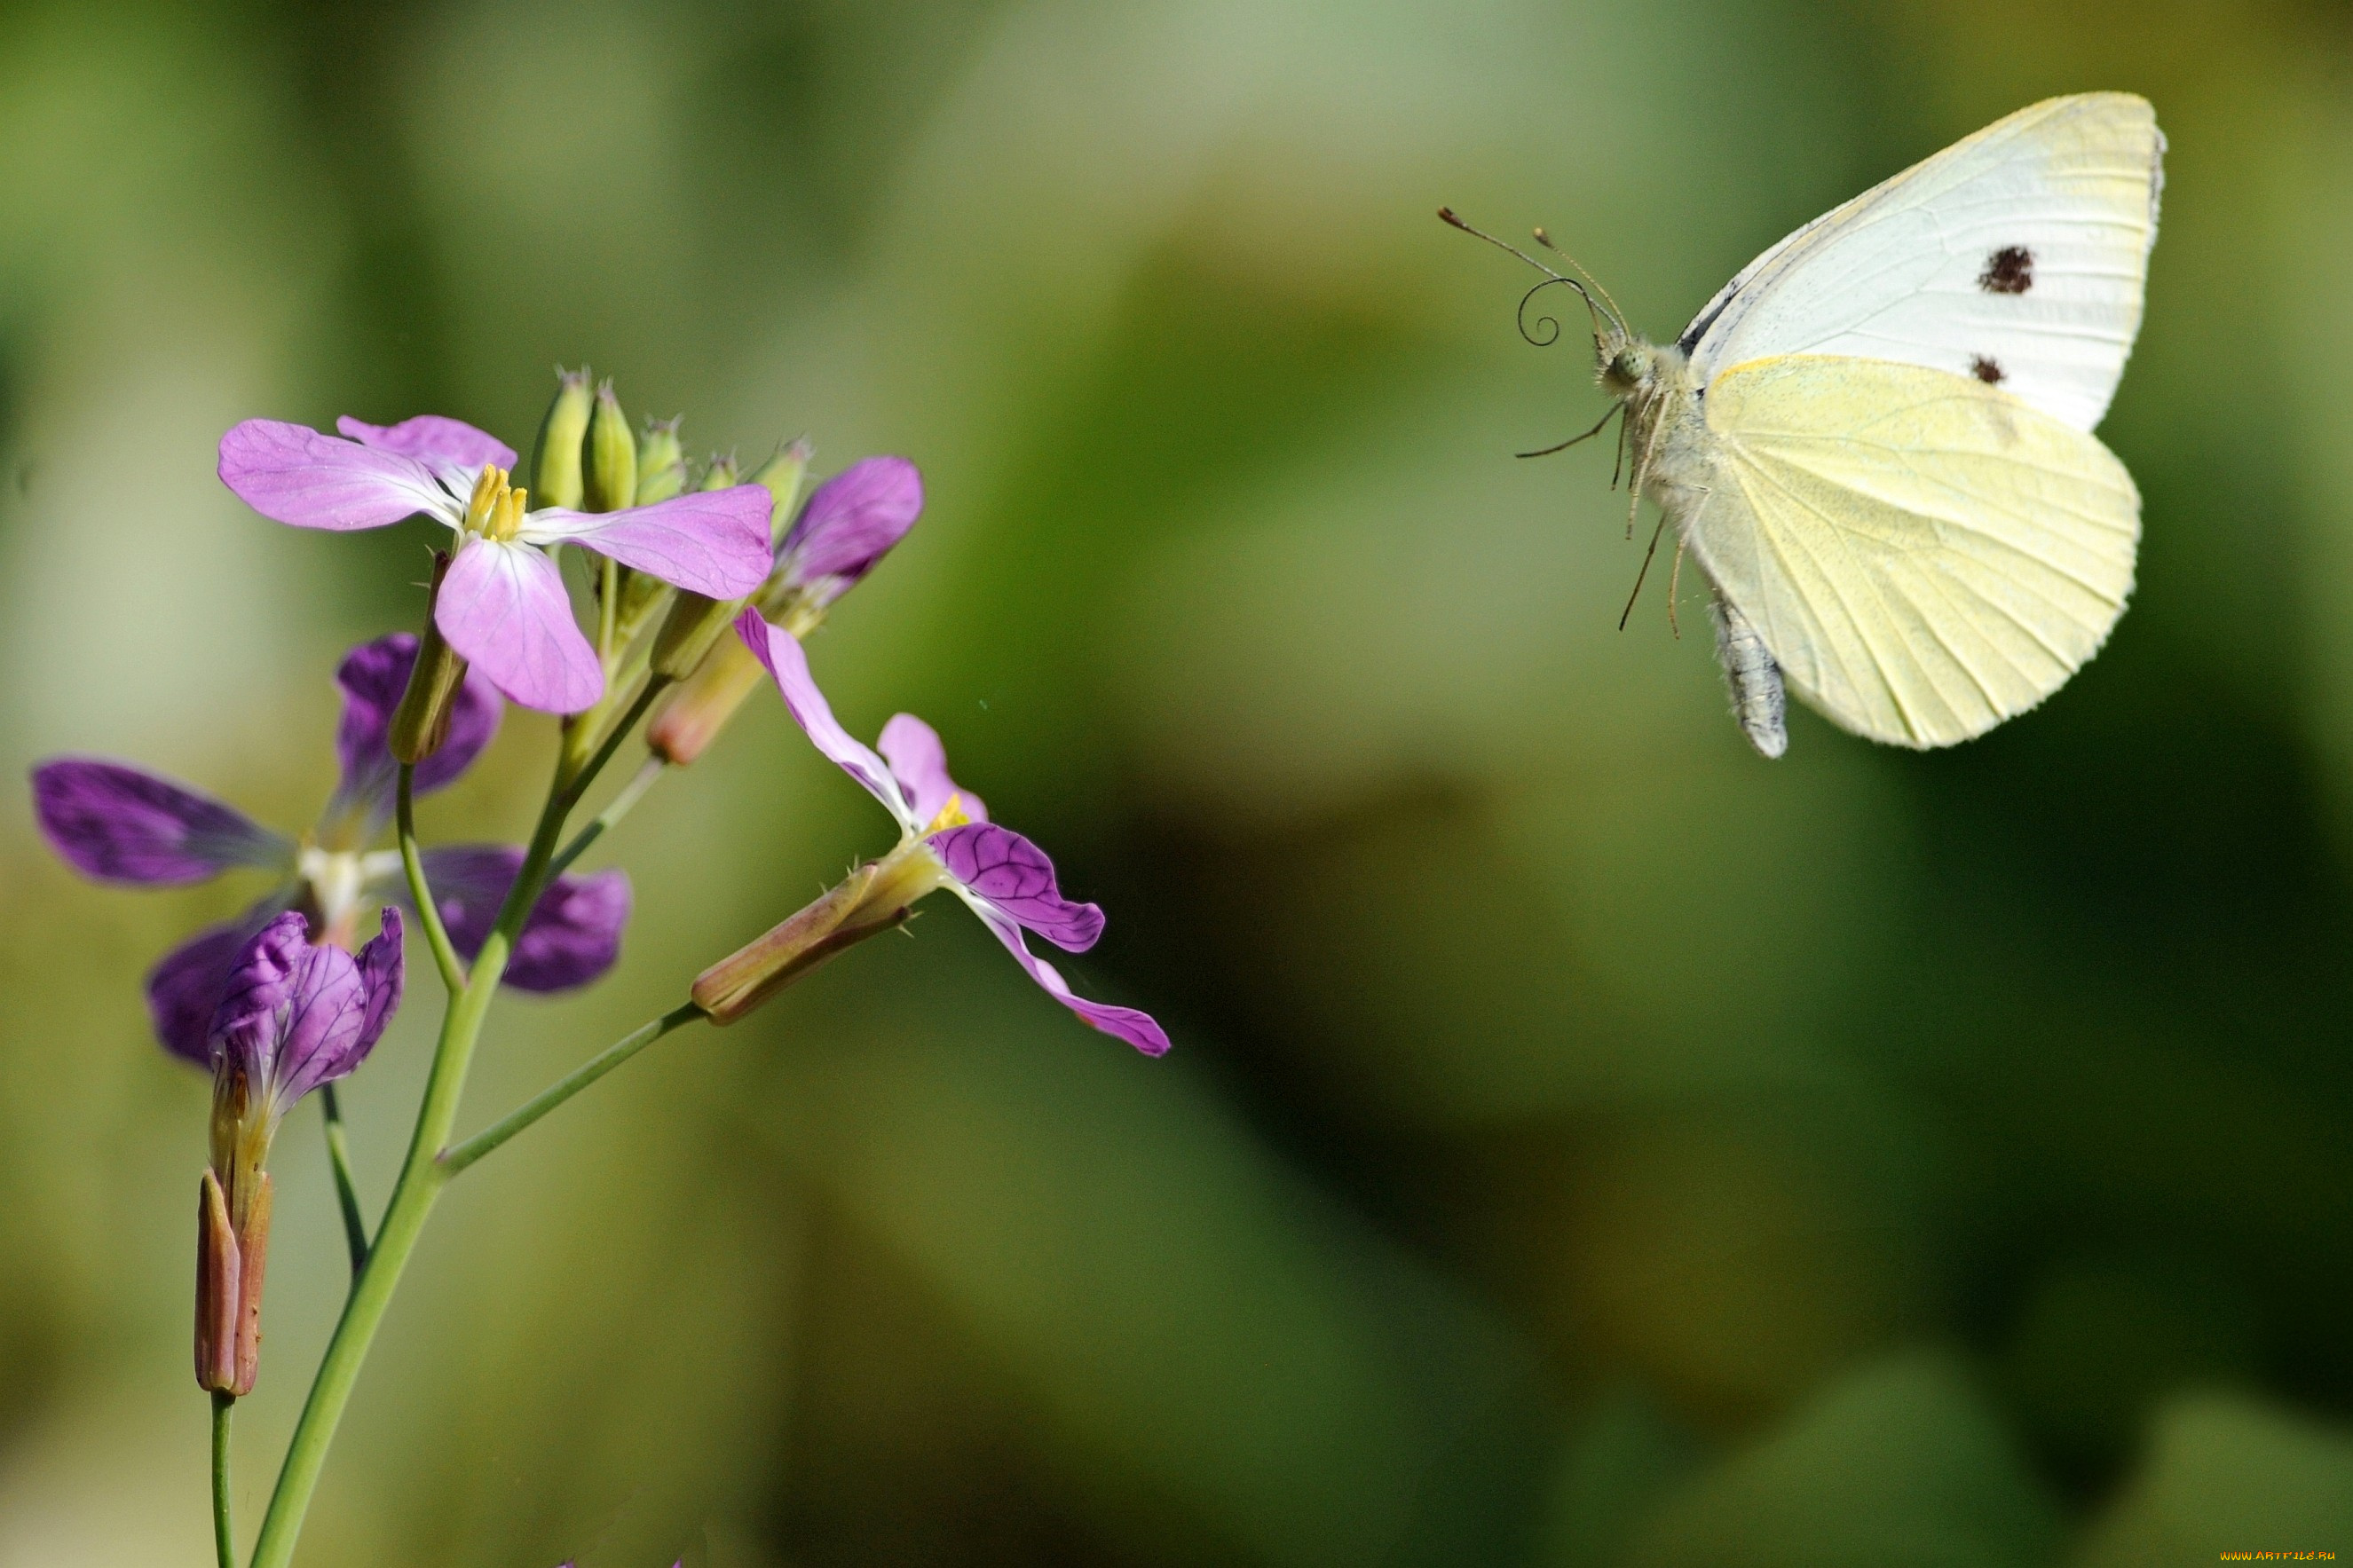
xmin=1710 ymin=594 xmax=1788 ymax=759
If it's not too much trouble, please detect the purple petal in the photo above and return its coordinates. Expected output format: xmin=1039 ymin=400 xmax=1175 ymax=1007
xmin=217 ymin=419 xmax=456 ymax=532
xmin=734 ymin=610 xmax=912 ymax=824
xmin=328 ymin=634 xmax=504 ymax=823
xmin=34 ymin=759 xmax=288 ymax=886
xmin=778 ymin=457 xmax=923 ymax=603
xmin=962 ymin=898 xmax=1169 ymax=1056
xmin=146 ymin=899 xmax=286 ymax=1067
xmin=276 ymin=909 xmax=404 ymax=1104
xmin=209 ymin=912 xmax=312 ymax=1089
xmin=878 ymin=714 xmax=986 ymax=827
xmin=351 ymin=908 xmax=406 ymax=1056
xmin=437 ymin=537 xmax=604 ymax=713
xmin=336 ymin=414 xmax=517 ymax=474
xmin=522 ymin=486 xmax=774 ymax=597
xmin=414 ymin=846 xmax=630 ymax=991
xmin=509 ymin=867 xmax=630 ymax=990
xmin=930 ymin=822 xmax=1102 ymax=951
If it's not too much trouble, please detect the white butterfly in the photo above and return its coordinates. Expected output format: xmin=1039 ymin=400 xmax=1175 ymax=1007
xmin=1453 ymin=92 xmax=2165 ymax=756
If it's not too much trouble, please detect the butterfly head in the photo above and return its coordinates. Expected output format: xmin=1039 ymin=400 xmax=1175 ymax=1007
xmin=1599 ymin=340 xmax=1654 ymax=397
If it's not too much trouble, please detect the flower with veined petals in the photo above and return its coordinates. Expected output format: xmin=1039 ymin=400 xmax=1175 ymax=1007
xmin=216 ymin=412 xmax=775 ymax=712
xmin=32 ymin=634 xmax=628 ymax=1063
xmin=691 ymin=610 xmax=1166 ymax=1055
xmin=197 ymin=909 xmax=404 ymax=1395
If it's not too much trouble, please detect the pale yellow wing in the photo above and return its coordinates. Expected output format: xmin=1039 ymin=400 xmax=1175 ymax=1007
xmin=1678 ymin=355 xmax=2140 ymax=749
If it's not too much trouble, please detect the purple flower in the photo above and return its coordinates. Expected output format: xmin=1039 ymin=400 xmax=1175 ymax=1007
xmin=724 ymin=609 xmax=1166 ymax=1055
xmin=210 ymin=910 xmax=406 ymax=1129
xmin=32 ymin=634 xmax=629 ymax=1064
xmin=198 ymin=910 xmax=403 ymax=1395
xmin=217 ymin=413 xmax=776 ymax=713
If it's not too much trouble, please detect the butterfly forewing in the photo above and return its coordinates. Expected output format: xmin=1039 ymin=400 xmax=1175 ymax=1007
xmin=1680 ymin=356 xmax=2139 ymax=749
xmin=1682 ymin=93 xmax=2163 ymax=433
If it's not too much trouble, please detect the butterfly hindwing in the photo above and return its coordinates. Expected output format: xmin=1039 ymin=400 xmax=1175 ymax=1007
xmin=1678 ymin=355 xmax=2140 ymax=749
xmin=1682 ymin=93 xmax=2164 ymax=433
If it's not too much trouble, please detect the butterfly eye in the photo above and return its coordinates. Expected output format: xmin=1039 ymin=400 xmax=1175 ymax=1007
xmin=1607 ymin=349 xmax=1646 ymax=388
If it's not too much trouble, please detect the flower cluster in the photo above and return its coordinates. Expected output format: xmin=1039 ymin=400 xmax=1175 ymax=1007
xmin=31 ymin=367 xmax=1167 ymax=1423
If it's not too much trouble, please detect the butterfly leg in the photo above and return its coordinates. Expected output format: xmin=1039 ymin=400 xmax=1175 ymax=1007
xmin=1518 ymin=401 xmax=1621 ymax=460
xmin=1619 ymin=512 xmax=1670 ymax=631
xmin=1667 ymin=537 xmax=1686 ymax=639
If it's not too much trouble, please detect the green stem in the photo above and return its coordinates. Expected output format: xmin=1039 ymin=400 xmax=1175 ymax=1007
xmin=211 ymin=1392 xmax=234 ymax=1568
xmin=249 ymin=732 xmax=631 ymax=1568
xmin=562 ymin=676 xmax=670 ymax=800
xmin=597 ymin=555 xmax=620 ymax=666
xmin=397 ymin=765 xmax=466 ymax=996
xmin=441 ymin=1003 xmax=705 ymax=1178
xmin=549 ymin=754 xmax=667 ymax=879
xmin=320 ymin=1084 xmax=369 ymax=1275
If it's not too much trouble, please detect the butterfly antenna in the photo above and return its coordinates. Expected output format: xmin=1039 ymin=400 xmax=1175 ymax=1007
xmin=1439 ymin=208 xmax=1607 ymax=348
xmin=1532 ymin=227 xmax=1629 ymax=336
xmin=1518 ymin=402 xmax=1621 ymax=460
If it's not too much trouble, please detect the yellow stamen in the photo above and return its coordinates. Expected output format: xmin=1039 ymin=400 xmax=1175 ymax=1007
xmin=487 ymin=483 xmax=529 ymax=542
xmin=462 ymin=465 xmax=508 ymax=533
xmin=922 ymin=793 xmax=972 ymax=834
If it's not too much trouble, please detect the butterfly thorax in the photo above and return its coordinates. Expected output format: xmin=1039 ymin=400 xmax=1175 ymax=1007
xmin=1601 ymin=336 xmax=1710 ymax=518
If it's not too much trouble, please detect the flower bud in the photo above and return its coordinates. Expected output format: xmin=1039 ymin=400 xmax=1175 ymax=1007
xmin=194 ymin=1165 xmax=272 ymax=1396
xmin=691 ymin=852 xmax=941 ymax=1023
xmin=647 ymin=634 xmax=766 ymax=765
xmin=585 ymin=379 xmax=637 ymax=512
xmin=635 ymin=416 xmax=686 ymax=507
xmin=532 ymin=367 xmax=594 ymax=512
xmin=390 ymin=553 xmax=469 ymax=765
xmin=749 ymin=438 xmax=812 ymax=548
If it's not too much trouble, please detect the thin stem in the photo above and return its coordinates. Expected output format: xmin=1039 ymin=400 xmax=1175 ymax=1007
xmin=397 ymin=764 xmax=466 ymax=995
xmin=210 ymin=1392 xmax=234 ymax=1568
xmin=549 ymin=754 xmax=667 ymax=879
xmin=597 ymin=555 xmax=620 ymax=666
xmin=250 ymin=727 xmax=644 ymax=1568
xmin=561 ymin=676 xmax=670 ymax=804
xmin=442 ymin=1003 xmax=705 ymax=1178
xmin=320 ymin=1084 xmax=369 ymax=1276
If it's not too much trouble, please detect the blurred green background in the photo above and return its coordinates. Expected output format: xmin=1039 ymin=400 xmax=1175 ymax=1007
xmin=1 ymin=0 xmax=2349 ymax=1563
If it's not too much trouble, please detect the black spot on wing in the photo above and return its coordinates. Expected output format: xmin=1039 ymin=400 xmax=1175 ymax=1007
xmin=1978 ymin=246 xmax=2033 ymax=295
xmin=1971 ymin=355 xmax=2004 ymax=384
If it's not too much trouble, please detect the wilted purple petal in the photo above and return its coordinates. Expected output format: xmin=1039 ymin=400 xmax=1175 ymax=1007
xmin=336 ymin=414 xmax=516 ymax=474
xmin=414 ymin=846 xmax=630 ymax=991
xmin=521 ymin=486 xmax=774 ymax=598
xmin=277 ymin=909 xmax=404 ymax=1104
xmin=878 ymin=715 xmax=985 ymax=826
xmin=438 ymin=536 xmax=603 ymax=713
xmin=735 ymin=610 xmax=912 ymax=824
xmin=328 ymin=634 xmax=503 ymax=824
xmin=778 ymin=457 xmax=922 ymax=603
xmin=351 ymin=908 xmax=406 ymax=1056
xmin=931 ymin=822 xmax=1102 ymax=951
xmin=34 ymin=759 xmax=289 ymax=886
xmin=218 ymin=420 xmax=458 ymax=532
xmin=961 ymin=898 xmax=1168 ymax=1056
xmin=210 ymin=912 xmax=311 ymax=1090
xmin=146 ymin=899 xmax=285 ymax=1066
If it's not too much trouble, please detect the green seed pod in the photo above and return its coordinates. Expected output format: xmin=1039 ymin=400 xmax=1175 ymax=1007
xmin=585 ymin=380 xmax=637 ymax=512
xmin=531 ymin=366 xmax=593 ymax=511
